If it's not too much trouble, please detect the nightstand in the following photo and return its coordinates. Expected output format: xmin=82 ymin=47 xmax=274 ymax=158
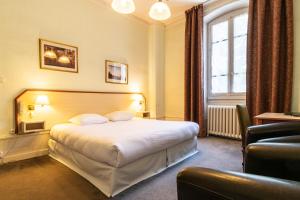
xmin=0 ymin=129 xmax=50 ymax=164
xmin=137 ymin=111 xmax=150 ymax=119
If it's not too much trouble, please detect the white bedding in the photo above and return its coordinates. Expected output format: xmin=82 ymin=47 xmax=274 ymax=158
xmin=50 ymin=118 xmax=199 ymax=167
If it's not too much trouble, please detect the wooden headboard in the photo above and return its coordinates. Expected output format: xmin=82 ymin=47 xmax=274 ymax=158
xmin=14 ymin=89 xmax=146 ymax=133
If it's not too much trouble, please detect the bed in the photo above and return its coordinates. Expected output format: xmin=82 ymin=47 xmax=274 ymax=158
xmin=14 ymin=89 xmax=199 ymax=197
xmin=48 ymin=118 xmax=199 ymax=197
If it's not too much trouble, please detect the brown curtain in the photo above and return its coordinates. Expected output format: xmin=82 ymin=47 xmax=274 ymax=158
xmin=247 ymin=0 xmax=294 ymax=122
xmin=184 ymin=4 xmax=206 ymax=137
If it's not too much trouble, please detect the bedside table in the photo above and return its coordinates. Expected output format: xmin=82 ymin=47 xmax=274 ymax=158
xmin=137 ymin=111 xmax=150 ymax=119
xmin=0 ymin=129 xmax=50 ymax=164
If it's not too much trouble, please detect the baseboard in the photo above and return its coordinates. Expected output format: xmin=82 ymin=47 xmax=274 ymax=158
xmin=1 ymin=148 xmax=49 ymax=164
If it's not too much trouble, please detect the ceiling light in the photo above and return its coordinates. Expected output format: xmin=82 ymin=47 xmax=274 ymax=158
xmin=149 ymin=0 xmax=171 ymax=21
xmin=111 ymin=0 xmax=135 ymax=14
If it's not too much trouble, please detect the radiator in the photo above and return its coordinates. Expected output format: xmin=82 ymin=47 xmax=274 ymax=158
xmin=207 ymin=105 xmax=241 ymax=139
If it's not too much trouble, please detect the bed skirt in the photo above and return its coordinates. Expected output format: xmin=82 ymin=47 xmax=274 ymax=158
xmin=48 ymin=137 xmax=198 ymax=197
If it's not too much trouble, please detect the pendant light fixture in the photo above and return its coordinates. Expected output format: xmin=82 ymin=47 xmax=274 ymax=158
xmin=58 ymin=50 xmax=70 ymax=64
xmin=111 ymin=0 xmax=135 ymax=14
xmin=58 ymin=55 xmax=70 ymax=64
xmin=149 ymin=0 xmax=171 ymax=21
xmin=44 ymin=48 xmax=57 ymax=59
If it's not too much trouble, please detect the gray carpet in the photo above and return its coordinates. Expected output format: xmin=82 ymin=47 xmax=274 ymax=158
xmin=0 ymin=137 xmax=242 ymax=200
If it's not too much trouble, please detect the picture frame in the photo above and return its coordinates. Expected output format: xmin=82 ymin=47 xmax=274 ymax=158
xmin=105 ymin=60 xmax=128 ymax=84
xmin=39 ymin=39 xmax=78 ymax=73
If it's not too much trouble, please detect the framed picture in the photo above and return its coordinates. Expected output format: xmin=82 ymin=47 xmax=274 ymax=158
xmin=39 ymin=39 xmax=78 ymax=73
xmin=105 ymin=60 xmax=128 ymax=84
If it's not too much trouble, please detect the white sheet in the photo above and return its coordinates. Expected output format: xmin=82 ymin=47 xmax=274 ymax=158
xmin=50 ymin=118 xmax=199 ymax=167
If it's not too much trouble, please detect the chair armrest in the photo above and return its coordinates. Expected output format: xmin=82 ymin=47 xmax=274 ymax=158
xmin=177 ymin=167 xmax=300 ymax=200
xmin=246 ymin=122 xmax=300 ymax=145
xmin=258 ymin=135 xmax=300 ymax=143
xmin=245 ymin=143 xmax=300 ymax=180
xmin=246 ymin=143 xmax=300 ymax=161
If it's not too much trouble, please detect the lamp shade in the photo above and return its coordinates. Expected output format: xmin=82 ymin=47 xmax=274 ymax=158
xmin=35 ymin=95 xmax=50 ymax=106
xmin=44 ymin=50 xmax=57 ymax=59
xmin=149 ymin=0 xmax=171 ymax=21
xmin=58 ymin=55 xmax=70 ymax=64
xmin=112 ymin=0 xmax=135 ymax=14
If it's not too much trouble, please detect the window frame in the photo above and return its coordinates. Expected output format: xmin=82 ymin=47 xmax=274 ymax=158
xmin=207 ymin=8 xmax=248 ymax=100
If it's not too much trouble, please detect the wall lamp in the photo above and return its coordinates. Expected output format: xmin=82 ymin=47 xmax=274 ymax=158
xmin=27 ymin=95 xmax=50 ymax=119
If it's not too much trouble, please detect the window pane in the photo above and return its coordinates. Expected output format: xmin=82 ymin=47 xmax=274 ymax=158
xmin=211 ymin=20 xmax=229 ymax=94
xmin=234 ymin=36 xmax=247 ymax=74
xmin=212 ymin=21 xmax=228 ymax=43
xmin=212 ymin=76 xmax=228 ymax=94
xmin=212 ymin=40 xmax=228 ymax=76
xmin=234 ymin=14 xmax=248 ymax=37
xmin=209 ymin=12 xmax=248 ymax=96
xmin=233 ymin=73 xmax=246 ymax=93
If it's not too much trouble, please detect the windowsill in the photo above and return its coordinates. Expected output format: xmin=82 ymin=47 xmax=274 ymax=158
xmin=207 ymin=95 xmax=246 ymax=102
xmin=208 ymin=95 xmax=246 ymax=101
xmin=208 ymin=97 xmax=246 ymax=105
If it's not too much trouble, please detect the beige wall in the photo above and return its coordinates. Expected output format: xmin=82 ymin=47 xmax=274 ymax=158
xmin=164 ymin=20 xmax=185 ymax=120
xmin=0 ymin=0 xmax=149 ymax=137
xmin=148 ymin=23 xmax=165 ymax=119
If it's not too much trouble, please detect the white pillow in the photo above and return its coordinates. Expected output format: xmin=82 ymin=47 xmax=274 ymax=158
xmin=105 ymin=111 xmax=134 ymax=122
xmin=69 ymin=114 xmax=108 ymax=125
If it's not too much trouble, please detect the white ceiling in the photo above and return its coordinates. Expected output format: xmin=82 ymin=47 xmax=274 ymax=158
xmin=100 ymin=0 xmax=210 ymax=25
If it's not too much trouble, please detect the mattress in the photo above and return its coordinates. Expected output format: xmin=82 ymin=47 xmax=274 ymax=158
xmin=50 ymin=118 xmax=199 ymax=167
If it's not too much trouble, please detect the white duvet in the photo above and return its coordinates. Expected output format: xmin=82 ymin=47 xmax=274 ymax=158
xmin=50 ymin=118 xmax=199 ymax=167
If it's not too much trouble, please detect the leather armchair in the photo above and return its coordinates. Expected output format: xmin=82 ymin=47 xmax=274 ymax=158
xmin=241 ymin=122 xmax=300 ymax=171
xmin=177 ymin=123 xmax=300 ymax=200
xmin=245 ymin=137 xmax=300 ymax=181
xmin=177 ymin=167 xmax=300 ymax=200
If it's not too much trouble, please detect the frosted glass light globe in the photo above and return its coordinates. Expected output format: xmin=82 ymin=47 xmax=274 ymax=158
xmin=111 ymin=0 xmax=135 ymax=14
xmin=149 ymin=0 xmax=171 ymax=21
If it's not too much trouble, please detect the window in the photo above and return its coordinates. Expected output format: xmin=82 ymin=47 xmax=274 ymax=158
xmin=208 ymin=9 xmax=248 ymax=98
